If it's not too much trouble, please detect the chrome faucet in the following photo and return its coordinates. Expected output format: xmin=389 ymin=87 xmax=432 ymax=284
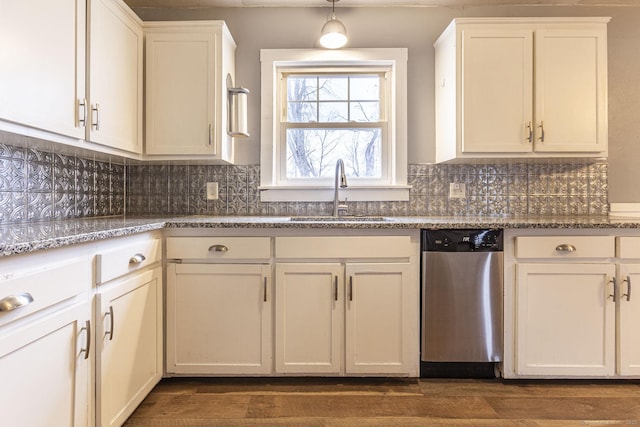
xmin=333 ymin=159 xmax=348 ymax=216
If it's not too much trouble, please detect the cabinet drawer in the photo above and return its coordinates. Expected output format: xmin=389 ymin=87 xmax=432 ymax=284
xmin=617 ymin=237 xmax=640 ymax=258
xmin=0 ymin=259 xmax=90 ymax=327
xmin=96 ymin=238 xmax=162 ymax=284
xmin=515 ymin=236 xmax=615 ymax=259
xmin=166 ymin=237 xmax=271 ymax=260
xmin=276 ymin=236 xmax=412 ymax=259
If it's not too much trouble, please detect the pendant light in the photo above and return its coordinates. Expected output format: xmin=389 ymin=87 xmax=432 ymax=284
xmin=319 ymin=0 xmax=347 ymax=49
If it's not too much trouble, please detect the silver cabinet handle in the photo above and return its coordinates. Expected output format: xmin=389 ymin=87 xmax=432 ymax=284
xmin=92 ymin=104 xmax=100 ymax=130
xmin=623 ymin=276 xmax=632 ymax=302
xmin=334 ymin=276 xmax=338 ymax=302
xmin=0 ymin=293 xmax=34 ymax=312
xmin=609 ymin=277 xmax=618 ymax=303
xmin=81 ymin=320 xmax=91 ymax=360
xmin=78 ymin=98 xmax=87 ymax=127
xmin=208 ymin=123 xmax=213 ymax=146
xmin=538 ymin=121 xmax=545 ymax=142
xmin=555 ymin=244 xmax=577 ymax=253
xmin=208 ymin=244 xmax=228 ymax=253
xmin=129 ymin=253 xmax=146 ymax=265
xmin=526 ymin=121 xmax=533 ymax=143
xmin=349 ymin=276 xmax=354 ymax=302
xmin=263 ymin=277 xmax=268 ymax=302
xmin=106 ymin=305 xmax=114 ymax=341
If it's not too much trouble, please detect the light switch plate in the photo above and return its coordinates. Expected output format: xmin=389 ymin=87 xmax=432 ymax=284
xmin=206 ymin=182 xmax=219 ymax=200
xmin=449 ymin=183 xmax=466 ymax=199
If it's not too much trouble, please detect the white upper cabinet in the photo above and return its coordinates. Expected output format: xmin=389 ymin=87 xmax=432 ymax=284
xmin=434 ymin=18 xmax=609 ymax=163
xmin=144 ymin=21 xmax=237 ymax=162
xmin=0 ymin=0 xmax=143 ymax=155
xmin=88 ymin=0 xmax=143 ymax=154
xmin=0 ymin=0 xmax=86 ymax=139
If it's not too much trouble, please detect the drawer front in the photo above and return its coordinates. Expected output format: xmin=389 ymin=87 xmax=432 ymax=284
xmin=515 ymin=236 xmax=615 ymax=259
xmin=166 ymin=237 xmax=271 ymax=260
xmin=0 ymin=259 xmax=90 ymax=327
xmin=276 ymin=236 xmax=412 ymax=259
xmin=97 ymin=238 xmax=162 ymax=284
xmin=617 ymin=237 xmax=640 ymax=258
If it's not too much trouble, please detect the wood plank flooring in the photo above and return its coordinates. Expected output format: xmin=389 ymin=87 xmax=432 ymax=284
xmin=124 ymin=378 xmax=640 ymax=426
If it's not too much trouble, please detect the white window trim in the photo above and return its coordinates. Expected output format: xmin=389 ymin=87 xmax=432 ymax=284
xmin=260 ymin=48 xmax=409 ymax=202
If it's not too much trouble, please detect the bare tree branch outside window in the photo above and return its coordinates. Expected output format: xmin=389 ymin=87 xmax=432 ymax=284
xmin=285 ymin=73 xmax=383 ymax=180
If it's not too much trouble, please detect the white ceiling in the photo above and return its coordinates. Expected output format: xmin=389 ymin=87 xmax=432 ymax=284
xmin=124 ymin=0 xmax=640 ymax=8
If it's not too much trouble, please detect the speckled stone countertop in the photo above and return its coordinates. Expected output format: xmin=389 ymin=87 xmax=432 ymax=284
xmin=1 ymin=214 xmax=640 ymax=258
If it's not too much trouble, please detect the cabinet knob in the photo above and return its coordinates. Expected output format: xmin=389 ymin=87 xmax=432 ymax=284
xmin=0 ymin=293 xmax=34 ymax=312
xmin=555 ymin=244 xmax=577 ymax=253
xmin=129 ymin=253 xmax=146 ymax=264
xmin=208 ymin=244 xmax=228 ymax=253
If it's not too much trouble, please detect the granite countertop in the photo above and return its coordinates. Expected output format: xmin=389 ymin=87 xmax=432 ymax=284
xmin=1 ymin=214 xmax=640 ymax=258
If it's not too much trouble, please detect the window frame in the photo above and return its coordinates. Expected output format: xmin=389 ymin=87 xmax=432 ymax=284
xmin=260 ymin=48 xmax=409 ymax=202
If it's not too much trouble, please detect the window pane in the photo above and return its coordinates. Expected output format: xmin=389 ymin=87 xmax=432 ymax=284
xmin=319 ymin=102 xmax=348 ymax=122
xmin=350 ymin=101 xmax=380 ymax=122
xmin=286 ymin=128 xmax=382 ymax=179
xmin=288 ymin=102 xmax=317 ymax=122
xmin=350 ymin=75 xmax=380 ymax=101
xmin=287 ymin=76 xmax=317 ymax=101
xmin=318 ymin=76 xmax=348 ymax=101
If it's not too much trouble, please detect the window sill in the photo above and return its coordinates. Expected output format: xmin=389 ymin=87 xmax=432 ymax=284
xmin=259 ymin=185 xmax=410 ymax=202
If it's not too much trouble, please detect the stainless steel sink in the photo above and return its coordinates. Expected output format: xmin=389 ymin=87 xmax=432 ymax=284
xmin=289 ymin=216 xmax=388 ymax=222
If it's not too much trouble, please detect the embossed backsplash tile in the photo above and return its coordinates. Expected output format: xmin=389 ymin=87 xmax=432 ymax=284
xmin=126 ymin=160 xmax=608 ymax=218
xmin=0 ymin=141 xmax=125 ymax=225
xmin=0 ymin=138 xmax=609 ymax=224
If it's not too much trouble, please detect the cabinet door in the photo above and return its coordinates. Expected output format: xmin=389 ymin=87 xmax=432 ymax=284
xmin=275 ymin=263 xmax=342 ymax=374
xmin=515 ymin=263 xmax=615 ymax=377
xmin=145 ymin=28 xmax=216 ymax=155
xmin=345 ymin=263 xmax=415 ymax=375
xmin=0 ymin=0 xmax=86 ymax=138
xmin=166 ymin=263 xmax=272 ymax=375
xmin=534 ymin=29 xmax=607 ymax=153
xmin=88 ymin=0 xmax=143 ymax=153
xmin=618 ymin=264 xmax=640 ymax=376
xmin=461 ymin=29 xmax=533 ymax=153
xmin=97 ymin=267 xmax=162 ymax=427
xmin=0 ymin=303 xmax=91 ymax=427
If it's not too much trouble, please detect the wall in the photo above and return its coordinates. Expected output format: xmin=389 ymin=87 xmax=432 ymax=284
xmin=133 ymin=5 xmax=640 ymax=203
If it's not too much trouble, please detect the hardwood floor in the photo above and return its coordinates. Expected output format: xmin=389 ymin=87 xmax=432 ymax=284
xmin=124 ymin=377 xmax=640 ymax=426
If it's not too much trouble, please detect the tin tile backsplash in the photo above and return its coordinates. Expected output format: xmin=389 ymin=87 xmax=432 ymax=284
xmin=126 ymin=161 xmax=608 ymax=218
xmin=0 ymin=140 xmax=608 ymax=225
xmin=0 ymin=142 xmax=124 ymax=224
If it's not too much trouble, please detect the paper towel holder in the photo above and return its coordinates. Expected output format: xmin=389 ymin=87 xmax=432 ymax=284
xmin=227 ymin=74 xmax=250 ymax=138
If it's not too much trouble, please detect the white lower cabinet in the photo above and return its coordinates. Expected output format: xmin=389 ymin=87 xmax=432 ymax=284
xmin=95 ymin=233 xmax=163 ymax=427
xmin=0 ymin=251 xmax=92 ymax=427
xmin=0 ymin=302 xmax=91 ymax=427
xmin=275 ymin=263 xmax=342 ymax=374
xmin=274 ymin=234 xmax=419 ymax=377
xmin=165 ymin=231 xmax=420 ymax=378
xmin=506 ymin=232 xmax=640 ymax=379
xmin=166 ymin=263 xmax=272 ymax=375
xmin=96 ymin=266 xmax=163 ymax=427
xmin=515 ymin=262 xmax=616 ymax=376
xmin=274 ymin=262 xmax=413 ymax=375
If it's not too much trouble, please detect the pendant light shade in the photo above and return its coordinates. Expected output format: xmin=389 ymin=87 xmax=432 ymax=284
xmin=319 ymin=0 xmax=347 ymax=49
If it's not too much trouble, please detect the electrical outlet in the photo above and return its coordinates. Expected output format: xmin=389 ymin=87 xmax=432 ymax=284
xmin=206 ymin=182 xmax=219 ymax=200
xmin=449 ymin=183 xmax=466 ymax=199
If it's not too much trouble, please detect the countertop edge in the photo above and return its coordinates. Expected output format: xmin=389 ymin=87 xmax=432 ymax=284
xmin=1 ymin=215 xmax=639 ymax=258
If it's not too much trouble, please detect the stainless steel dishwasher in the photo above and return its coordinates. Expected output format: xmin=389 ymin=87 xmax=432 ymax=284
xmin=421 ymin=229 xmax=503 ymax=377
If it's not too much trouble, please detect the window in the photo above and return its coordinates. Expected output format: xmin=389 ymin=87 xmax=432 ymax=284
xmin=260 ymin=49 xmax=408 ymax=202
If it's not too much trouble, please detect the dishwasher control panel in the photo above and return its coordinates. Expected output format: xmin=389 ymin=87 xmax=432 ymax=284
xmin=422 ymin=229 xmax=503 ymax=252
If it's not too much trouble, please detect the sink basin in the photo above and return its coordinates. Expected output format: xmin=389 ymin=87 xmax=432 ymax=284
xmin=289 ymin=216 xmax=388 ymax=222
